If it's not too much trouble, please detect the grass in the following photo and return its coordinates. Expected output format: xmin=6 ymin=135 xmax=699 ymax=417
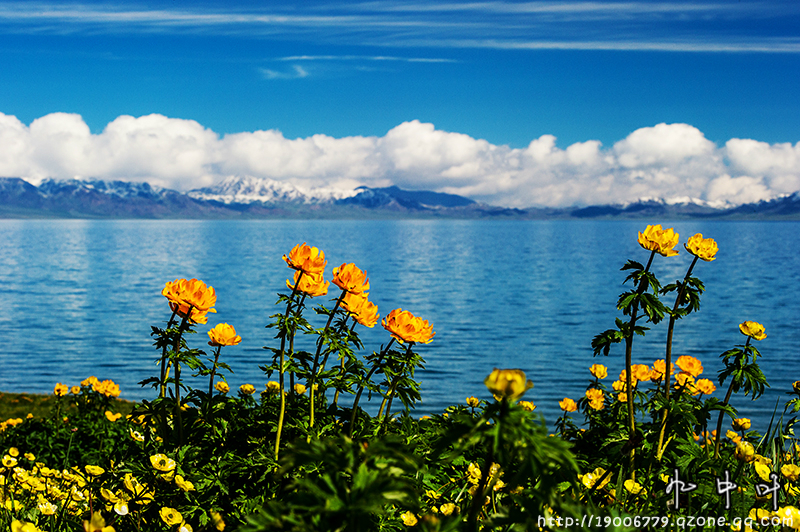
xmin=0 ymin=390 xmax=135 ymax=420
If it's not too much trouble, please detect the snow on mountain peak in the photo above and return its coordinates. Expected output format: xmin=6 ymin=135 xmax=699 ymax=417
xmin=187 ymin=176 xmax=359 ymax=205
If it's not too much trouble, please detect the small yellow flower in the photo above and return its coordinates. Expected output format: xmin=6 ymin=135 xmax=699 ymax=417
xmin=70 ymin=385 xmax=81 ymax=395
xmin=676 ymin=355 xmax=703 ymax=377
xmin=160 ymin=507 xmax=183 ymax=526
xmin=732 ymin=418 xmax=752 ymax=431
xmin=793 ymin=381 xmax=800 ymax=394
xmin=283 ymin=243 xmax=327 ymax=276
xmin=650 ymin=359 xmax=674 ymax=381
xmin=85 ymin=465 xmax=105 ymax=476
xmin=105 ymin=411 xmax=122 ymax=422
xmin=559 ymin=398 xmax=577 ymax=412
xmin=638 ymin=224 xmax=680 ymax=257
xmin=585 ymin=389 xmax=605 ymax=411
xmin=211 ymin=511 xmax=226 ymax=531
xmin=129 ymin=428 xmax=145 ymax=442
xmin=484 ymin=368 xmax=533 ymax=402
xmin=2 ymin=454 xmax=18 ymax=468
xmin=54 ymin=383 xmax=68 ymax=396
xmin=93 ymin=379 xmax=121 ymax=398
xmin=332 ymin=262 xmax=370 ymax=294
xmin=214 ymin=381 xmax=230 ymax=394
xmin=83 ymin=511 xmax=116 ymax=532
xmin=208 ymin=323 xmax=242 ymax=347
xmin=179 ymin=522 xmax=194 ymax=532
xmin=684 ymin=233 xmax=718 ymax=261
xmin=631 ymin=364 xmax=651 ymax=382
xmin=8 ymin=447 xmax=19 ymax=457
xmin=239 ymin=384 xmax=256 ymax=396
xmin=694 ymin=379 xmax=716 ymax=395
xmin=518 ymin=400 xmax=536 ymax=412
xmin=735 ymin=441 xmax=755 ymax=463
xmin=623 ymin=479 xmax=646 ymax=495
xmin=400 ymin=511 xmax=418 ymax=526
xmin=341 ymin=291 xmax=379 ymax=328
xmin=175 ymin=474 xmax=195 ymax=492
xmin=294 ymin=383 xmax=307 ymax=395
xmin=23 ymin=452 xmax=34 ymax=460
xmin=754 ymin=462 xmax=772 ymax=482
xmin=580 ymin=467 xmax=611 ymax=490
xmin=739 ymin=321 xmax=767 ymax=341
xmin=149 ymin=453 xmax=176 ymax=473
xmin=82 ymin=376 xmax=100 ymax=387
xmin=782 ymin=464 xmax=800 ymax=482
xmin=589 ymin=364 xmax=608 ymax=379
xmin=465 ymin=396 xmax=481 ymax=408
xmin=287 ymin=270 xmax=329 ymax=298
xmin=38 ymin=500 xmax=58 ymax=515
xmin=775 ymin=507 xmax=800 ymax=528
xmin=439 ymin=503 xmax=456 ymax=516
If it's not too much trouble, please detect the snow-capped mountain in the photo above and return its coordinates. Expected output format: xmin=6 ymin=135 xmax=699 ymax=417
xmin=187 ymin=176 xmax=358 ymax=205
xmin=36 ymin=178 xmax=169 ymax=199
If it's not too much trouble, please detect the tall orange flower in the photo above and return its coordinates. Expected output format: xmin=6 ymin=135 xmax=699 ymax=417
xmin=286 ymin=270 xmax=329 ymax=298
xmin=342 ymin=291 xmax=379 ymax=328
xmin=676 ymin=355 xmax=703 ymax=377
xmin=381 ymin=308 xmax=435 ymax=344
xmin=685 ymin=233 xmax=718 ymax=261
xmin=638 ymin=224 xmax=680 ymax=257
xmin=332 ymin=263 xmax=370 ymax=294
xmin=162 ymin=278 xmax=217 ymax=324
xmin=208 ymin=323 xmax=242 ymax=347
xmin=283 ymin=243 xmax=327 ymax=276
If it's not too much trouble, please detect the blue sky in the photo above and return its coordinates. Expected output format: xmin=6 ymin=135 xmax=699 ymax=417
xmin=0 ymin=0 xmax=799 ymax=207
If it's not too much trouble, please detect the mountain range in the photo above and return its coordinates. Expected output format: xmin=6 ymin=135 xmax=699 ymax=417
xmin=0 ymin=176 xmax=798 ymax=220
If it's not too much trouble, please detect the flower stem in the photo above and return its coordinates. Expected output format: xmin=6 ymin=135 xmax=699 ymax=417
xmin=332 ymin=320 xmax=357 ymax=408
xmin=208 ymin=346 xmax=222 ymax=397
xmin=173 ymin=309 xmax=191 ymax=447
xmin=309 ymin=290 xmax=347 ymax=430
xmin=656 ymin=255 xmax=698 ymax=460
xmin=713 ymin=337 xmax=751 ymax=457
xmin=379 ymin=343 xmax=414 ymax=424
xmin=623 ymin=250 xmax=655 ymax=480
xmin=349 ymin=338 xmax=394 ymax=437
xmin=159 ymin=309 xmax=178 ymax=398
xmin=274 ymin=273 xmax=303 ymax=461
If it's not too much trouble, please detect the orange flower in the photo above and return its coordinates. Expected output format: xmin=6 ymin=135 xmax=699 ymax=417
xmin=650 ymin=359 xmax=674 ymax=382
xmin=208 ymin=323 xmax=242 ymax=347
xmin=685 ymin=233 xmax=718 ymax=262
xmin=162 ymin=278 xmax=217 ymax=324
xmin=342 ymin=291 xmax=379 ymax=328
xmin=638 ymin=224 xmax=679 ymax=257
xmin=674 ymin=372 xmax=696 ymax=393
xmin=676 ymin=355 xmax=703 ymax=377
xmin=631 ymin=364 xmax=651 ymax=382
xmin=93 ymin=379 xmax=121 ymax=398
xmin=332 ymin=263 xmax=370 ymax=294
xmin=381 ymin=308 xmax=434 ymax=344
xmin=589 ymin=364 xmax=608 ymax=379
xmin=282 ymin=243 xmax=327 ymax=276
xmin=739 ymin=321 xmax=767 ymax=341
xmin=559 ymin=398 xmax=578 ymax=412
xmin=694 ymin=379 xmax=716 ymax=395
xmin=286 ymin=270 xmax=329 ymax=297
xmin=585 ymin=388 xmax=605 ymax=410
xmin=54 ymin=383 xmax=68 ymax=397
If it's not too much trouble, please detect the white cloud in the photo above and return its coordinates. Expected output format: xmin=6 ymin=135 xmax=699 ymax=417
xmin=1 ymin=112 xmax=798 ymax=208
xmin=259 ymin=65 xmax=309 ymax=80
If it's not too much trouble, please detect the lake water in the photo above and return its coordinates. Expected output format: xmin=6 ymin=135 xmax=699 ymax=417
xmin=0 ymin=219 xmax=797 ymax=431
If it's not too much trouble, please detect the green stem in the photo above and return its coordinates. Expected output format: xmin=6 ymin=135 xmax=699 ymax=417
xmin=623 ymin=249 xmax=655 ymax=480
xmin=173 ymin=309 xmax=192 ymax=447
xmin=349 ymin=338 xmax=395 ymax=437
xmin=274 ymin=272 xmax=304 ymax=461
xmin=332 ymin=320 xmax=357 ymax=408
xmin=309 ymin=290 xmax=347 ymax=430
xmin=159 ymin=309 xmax=178 ymax=398
xmin=378 ymin=343 xmax=414 ymax=421
xmin=713 ymin=338 xmax=750 ymax=457
xmin=208 ymin=346 xmax=222 ymax=397
xmin=657 ymin=255 xmax=699 ymax=459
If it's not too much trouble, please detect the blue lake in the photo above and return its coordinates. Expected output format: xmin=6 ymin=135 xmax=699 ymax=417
xmin=0 ymin=218 xmax=797 ymax=431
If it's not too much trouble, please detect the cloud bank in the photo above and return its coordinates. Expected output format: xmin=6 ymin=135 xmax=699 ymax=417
xmin=1 ymin=112 xmax=798 ymax=208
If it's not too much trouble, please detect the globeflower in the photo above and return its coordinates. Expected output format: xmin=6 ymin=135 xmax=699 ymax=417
xmin=735 ymin=441 xmax=755 ymax=462
xmin=559 ymin=398 xmax=578 ymax=412
xmin=781 ymin=464 xmax=800 ymax=482
xmin=401 ymin=511 xmax=418 ymax=526
xmin=676 ymin=355 xmax=703 ymax=377
xmin=93 ymin=379 xmax=121 ymax=398
xmin=214 ymin=381 xmax=229 ymax=394
xmin=54 ymin=383 xmax=68 ymax=396
xmin=162 ymin=278 xmax=217 ymax=324
xmin=283 ymin=242 xmax=327 ymax=276
xmin=208 ymin=323 xmax=242 ymax=347
xmin=650 ymin=359 xmax=674 ymax=382
xmin=739 ymin=321 xmax=767 ymax=341
xmin=519 ymin=400 xmax=536 ymax=412
xmin=484 ymin=368 xmax=533 ymax=402
xmin=149 ymin=454 xmax=176 ymax=473
xmin=286 ymin=270 xmax=329 ymax=297
xmin=382 ymin=308 xmax=435 ymax=344
xmin=160 ymin=507 xmax=183 ymax=526
xmin=694 ymin=379 xmax=716 ymax=395
xmin=465 ymin=396 xmax=481 ymax=408
xmin=589 ymin=364 xmax=608 ymax=379
xmin=580 ymin=467 xmax=610 ymax=490
xmin=239 ymin=384 xmax=256 ymax=396
xmin=332 ymin=263 xmax=370 ymax=294
xmin=342 ymin=291 xmax=379 ymax=328
xmin=638 ymin=224 xmax=680 ymax=257
xmin=732 ymin=418 xmax=751 ymax=431
xmin=585 ymin=388 xmax=605 ymax=410
xmin=685 ymin=233 xmax=718 ymax=261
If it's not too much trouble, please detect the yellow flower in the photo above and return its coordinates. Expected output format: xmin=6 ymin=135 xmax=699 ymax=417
xmin=2 ymin=454 xmax=18 ymax=468
xmin=694 ymin=379 xmax=716 ymax=395
xmin=793 ymin=381 xmax=800 ymax=394
xmin=85 ymin=465 xmax=105 ymax=476
xmin=149 ymin=454 xmax=176 ymax=473
xmin=623 ymin=479 xmax=646 ymax=495
xmin=676 ymin=355 xmax=703 ymax=377
xmin=179 ymin=523 xmax=193 ymax=532
xmin=105 ymin=411 xmax=122 ymax=422
xmin=294 ymin=383 xmax=307 ymax=395
xmin=617 ymin=392 xmax=628 ymax=403
xmin=23 ymin=452 xmax=34 ymax=460
xmin=674 ymin=372 xmax=696 ymax=392
xmin=754 ymin=462 xmax=772 ymax=482
xmin=162 ymin=278 xmax=217 ymax=324
xmin=93 ymin=379 xmax=121 ymax=398
xmin=175 ymin=474 xmax=195 ymax=492
xmin=54 ymin=383 xmax=68 ymax=396
xmin=401 ymin=511 xmax=418 ymax=526
xmin=631 ymin=364 xmax=651 ymax=382
xmin=650 ymin=359 xmax=674 ymax=381
xmin=160 ymin=507 xmax=183 ymax=526
xmin=465 ymin=396 xmax=481 ymax=408
xmin=484 ymin=368 xmax=533 ymax=402
xmin=12 ymin=520 xmax=43 ymax=532
xmin=286 ymin=270 xmax=329 ymax=297
xmin=382 ymin=308 xmax=435 ymax=344
xmin=82 ymin=376 xmax=100 ymax=387
xmin=332 ymin=263 xmax=370 ymax=294
xmin=283 ymin=242 xmax=327 ymax=276
xmin=239 ymin=384 xmax=256 ymax=396
xmin=211 ymin=511 xmax=226 ymax=531
xmin=559 ymin=398 xmax=577 ymax=412
xmin=70 ymin=385 xmax=81 ymax=395
xmin=439 ymin=503 xmax=456 ymax=516
xmin=782 ymin=464 xmax=800 ymax=482
xmin=585 ymin=388 xmax=605 ymax=410
xmin=38 ymin=500 xmax=58 ymax=515
xmin=580 ymin=467 xmax=611 ymax=490
xmin=83 ymin=511 xmax=116 ymax=532
xmin=739 ymin=321 xmax=767 ymax=341
xmin=129 ymin=428 xmax=145 ymax=442
xmin=775 ymin=507 xmax=800 ymax=528
xmin=638 ymin=224 xmax=680 ymax=257
xmin=265 ymin=381 xmax=281 ymax=394
xmin=684 ymin=233 xmax=718 ymax=261
xmin=732 ymin=418 xmax=751 ymax=431
xmin=518 ymin=400 xmax=536 ymax=412
xmin=8 ymin=447 xmax=19 ymax=457
xmin=342 ymin=291 xmax=379 ymax=328
xmin=589 ymin=364 xmax=608 ymax=379
xmin=208 ymin=323 xmax=242 ymax=347
xmin=735 ymin=441 xmax=755 ymax=463
xmin=214 ymin=381 xmax=229 ymax=394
